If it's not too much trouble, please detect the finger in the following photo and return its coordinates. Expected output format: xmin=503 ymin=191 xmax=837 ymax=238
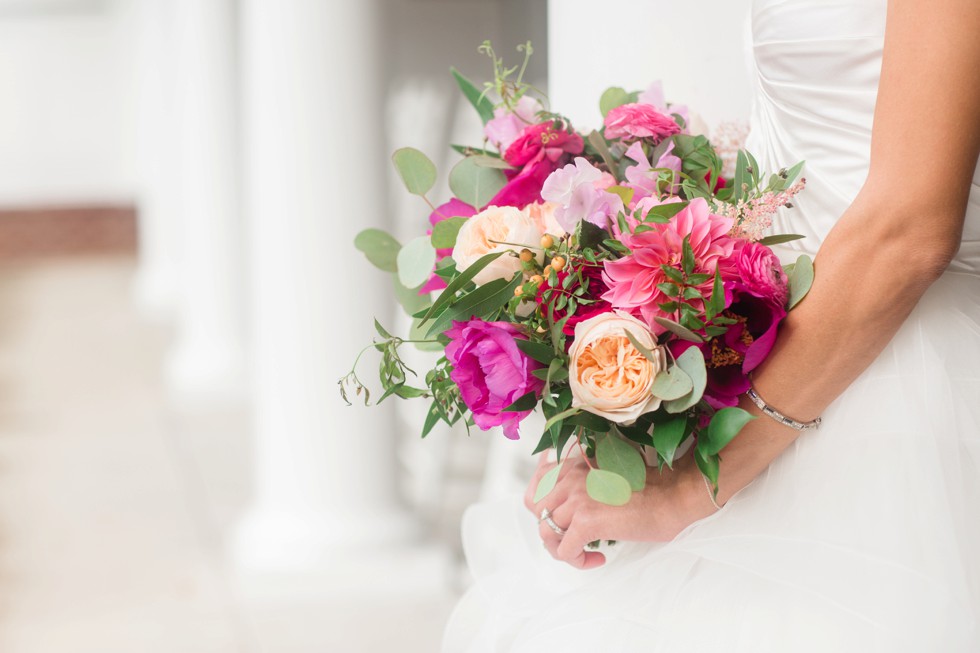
xmin=556 ymin=522 xmax=606 ymax=570
xmin=538 ymin=522 xmax=562 ymax=558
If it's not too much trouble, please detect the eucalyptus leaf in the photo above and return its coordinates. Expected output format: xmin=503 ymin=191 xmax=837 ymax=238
xmin=449 ymin=157 xmax=507 ymax=209
xmin=533 ymin=463 xmax=564 ymax=503
xmin=787 ymin=254 xmax=815 ymax=310
xmin=430 ymin=217 xmax=469 ymax=249
xmin=651 ymin=365 xmax=694 ymax=401
xmin=595 ymin=433 xmax=647 ymax=491
xmin=565 ymin=412 xmax=611 ymax=433
xmin=354 ymin=228 xmax=401 ymax=273
xmin=586 ymin=469 xmax=632 ymax=506
xmin=599 ymin=87 xmax=631 ymax=118
xmin=396 ymin=236 xmax=437 ymax=289
xmin=392 ymin=147 xmax=437 ymax=196
xmin=664 ymin=346 xmax=708 ymax=413
xmin=653 ymin=317 xmax=704 ymax=343
xmin=392 ymin=275 xmax=431 ymax=317
xmin=450 ymin=67 xmax=494 ymax=124
xmin=470 ymin=154 xmax=514 ymax=170
xmin=624 ymin=330 xmax=659 ymax=364
xmin=702 ymin=407 xmax=756 ymax=456
xmin=408 ymin=316 xmax=443 ymax=352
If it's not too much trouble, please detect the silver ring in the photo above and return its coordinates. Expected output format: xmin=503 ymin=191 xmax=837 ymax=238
xmin=539 ymin=508 xmax=567 ymax=536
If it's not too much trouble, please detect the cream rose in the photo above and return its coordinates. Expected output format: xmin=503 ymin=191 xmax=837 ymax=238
xmin=568 ymin=311 xmax=666 ymax=424
xmin=522 ymin=201 xmax=566 ymax=237
xmin=452 ymin=205 xmax=543 ymax=286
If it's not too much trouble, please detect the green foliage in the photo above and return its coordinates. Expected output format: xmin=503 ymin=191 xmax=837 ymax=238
xmin=787 ymin=254 xmax=814 ymax=309
xmin=396 ymin=236 xmax=437 ymax=289
xmin=391 ymin=275 xmax=430 ymax=317
xmin=418 ymin=251 xmax=505 ymax=325
xmin=502 ymin=391 xmax=538 ymax=413
xmin=392 ymin=147 xmax=437 ymax=196
xmin=757 ymin=233 xmax=805 ymax=246
xmin=701 ymin=407 xmax=756 ymax=456
xmin=651 ymin=365 xmax=694 ymax=401
xmin=653 ymin=317 xmax=704 ymax=343
xmin=515 ymin=339 xmax=557 ymax=365
xmin=354 ymin=228 xmax=401 ymax=273
xmin=533 ymin=462 xmax=563 ymax=503
xmin=652 ymin=413 xmax=689 ymax=468
xmin=449 ymin=157 xmax=507 ymax=209
xmin=586 ymin=131 xmax=619 ymax=178
xmin=664 ymin=346 xmax=707 ymax=413
xmin=430 ymin=217 xmax=469 ymax=249
xmin=450 ymin=67 xmax=495 ymax=124
xmin=586 ymin=468 xmax=632 ymax=506
xmin=595 ymin=433 xmax=647 ymax=491
xmin=423 ymin=272 xmax=522 ymax=337
xmin=599 ymin=87 xmax=631 ymax=118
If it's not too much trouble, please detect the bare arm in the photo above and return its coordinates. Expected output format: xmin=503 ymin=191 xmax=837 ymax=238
xmin=711 ymin=0 xmax=980 ymax=505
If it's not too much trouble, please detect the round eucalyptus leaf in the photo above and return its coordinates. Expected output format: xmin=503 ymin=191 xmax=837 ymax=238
xmin=392 ymin=147 xmax=437 ymax=196
xmin=354 ymin=228 xmax=401 ymax=273
xmin=787 ymin=254 xmax=814 ymax=310
xmin=586 ymin=469 xmax=632 ymax=506
xmin=396 ymin=236 xmax=437 ymax=289
xmin=595 ymin=433 xmax=647 ymax=491
xmin=664 ymin=346 xmax=707 ymax=413
xmin=533 ymin=463 xmax=563 ymax=503
xmin=449 ymin=157 xmax=506 ymax=209
xmin=651 ymin=365 xmax=694 ymax=401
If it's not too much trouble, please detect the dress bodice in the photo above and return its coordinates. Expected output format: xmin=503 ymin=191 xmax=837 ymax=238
xmin=747 ymin=0 xmax=980 ymax=275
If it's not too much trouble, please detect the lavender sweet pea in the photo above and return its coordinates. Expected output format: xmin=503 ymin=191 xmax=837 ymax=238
xmin=445 ymin=319 xmax=544 ymax=439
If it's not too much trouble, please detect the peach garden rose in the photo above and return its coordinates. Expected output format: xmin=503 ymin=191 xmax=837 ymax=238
xmin=568 ymin=311 xmax=667 ymax=424
xmin=452 ymin=205 xmax=543 ymax=286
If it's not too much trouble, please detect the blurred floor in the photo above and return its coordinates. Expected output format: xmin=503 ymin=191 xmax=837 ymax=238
xmin=0 ymin=256 xmax=456 ymax=653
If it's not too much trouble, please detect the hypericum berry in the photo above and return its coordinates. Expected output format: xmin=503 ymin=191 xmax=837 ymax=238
xmin=543 ymin=265 xmax=554 ymax=277
xmin=529 ymin=274 xmax=544 ymax=285
xmin=513 ymin=286 xmax=524 ymax=297
xmin=551 ymin=256 xmax=566 ymax=271
xmin=519 ymin=248 xmax=534 ymax=263
xmin=540 ymin=234 xmax=555 ymax=249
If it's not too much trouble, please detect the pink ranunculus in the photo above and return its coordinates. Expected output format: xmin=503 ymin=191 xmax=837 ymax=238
xmin=420 ymin=198 xmax=477 ymax=294
xmin=445 ymin=320 xmax=544 ymax=439
xmin=731 ymin=240 xmax=789 ymax=308
xmin=670 ymin=290 xmax=786 ymax=408
xmin=604 ymin=103 xmax=681 ymax=143
xmin=484 ymin=96 xmax=543 ymax=152
xmin=504 ymin=121 xmax=584 ymax=168
xmin=601 ymin=198 xmax=736 ymax=333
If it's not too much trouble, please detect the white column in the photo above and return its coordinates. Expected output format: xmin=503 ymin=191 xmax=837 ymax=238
xmin=131 ymin=0 xmax=180 ymax=320
xmin=166 ymin=0 xmax=246 ymax=401
xmin=234 ymin=0 xmax=421 ymax=573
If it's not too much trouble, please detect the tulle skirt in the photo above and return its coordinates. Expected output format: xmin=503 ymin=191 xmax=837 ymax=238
xmin=443 ymin=271 xmax=980 ymax=652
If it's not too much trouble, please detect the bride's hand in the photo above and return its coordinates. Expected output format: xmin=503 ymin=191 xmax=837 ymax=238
xmin=524 ymin=452 xmax=718 ymax=569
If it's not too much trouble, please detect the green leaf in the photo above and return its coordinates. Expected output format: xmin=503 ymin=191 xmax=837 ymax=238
xmin=606 ymin=185 xmax=634 ymax=206
xmin=641 ymin=201 xmax=688 ymax=222
xmin=503 ymin=391 xmax=538 ymax=413
xmin=533 ymin=463 xmax=563 ymax=503
xmin=787 ymin=254 xmax=814 ymax=310
xmin=469 ymin=154 xmax=514 ymax=170
xmin=681 ymin=235 xmax=695 ymax=276
xmin=624 ymin=330 xmax=660 ymax=364
xmin=757 ymin=233 xmax=805 ymax=247
xmin=392 ymin=147 xmax=437 ymax=196
xmin=782 ymin=160 xmax=805 ymax=186
xmin=586 ymin=468 xmax=632 ymax=506
xmin=599 ymin=87 xmax=630 ymax=118
xmin=396 ymin=236 xmax=437 ymax=289
xmin=420 ymin=402 xmax=442 ymax=438
xmin=595 ymin=433 xmax=647 ymax=491
xmin=733 ymin=150 xmax=750 ymax=203
xmin=418 ymin=251 xmax=506 ymax=324
xmin=543 ymin=407 xmax=580 ymax=432
xmin=664 ymin=346 xmax=708 ymax=413
xmin=424 ymin=273 xmax=522 ymax=337
xmin=392 ymin=275 xmax=431 ymax=317
xmin=652 ymin=413 xmax=688 ymax=467
xmin=565 ymin=412 xmax=611 ymax=433
xmin=408 ymin=316 xmax=443 ymax=352
xmin=430 ymin=216 xmax=469 ymax=249
xmin=586 ymin=131 xmax=618 ymax=178
xmin=694 ymin=446 xmax=720 ymax=487
xmin=702 ymin=407 xmax=756 ymax=456
xmin=651 ymin=365 xmax=694 ymax=401
xmin=705 ymin=268 xmax=725 ymax=321
xmin=653 ymin=317 xmax=704 ymax=343
xmin=354 ymin=228 xmax=401 ymax=273
xmin=449 ymin=157 xmax=507 ymax=208
xmin=450 ymin=67 xmax=495 ymax=124
xmin=515 ymin=339 xmax=558 ymax=365
xmin=374 ymin=318 xmax=393 ymax=339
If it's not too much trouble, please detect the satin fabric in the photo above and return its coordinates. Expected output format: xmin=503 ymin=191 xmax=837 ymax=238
xmin=443 ymin=1 xmax=980 ymax=649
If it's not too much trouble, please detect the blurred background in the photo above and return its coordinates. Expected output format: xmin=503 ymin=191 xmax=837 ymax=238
xmin=0 ymin=0 xmax=751 ymax=651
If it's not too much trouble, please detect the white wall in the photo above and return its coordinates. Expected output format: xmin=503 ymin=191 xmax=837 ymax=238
xmin=0 ymin=0 xmax=137 ymax=205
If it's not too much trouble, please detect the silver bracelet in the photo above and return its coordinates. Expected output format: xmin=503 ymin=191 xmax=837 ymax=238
xmin=746 ymin=386 xmax=822 ymax=431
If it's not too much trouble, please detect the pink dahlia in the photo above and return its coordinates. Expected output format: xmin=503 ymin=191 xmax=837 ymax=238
xmin=604 ymin=103 xmax=681 ymax=143
xmin=602 ymin=198 xmax=736 ymax=332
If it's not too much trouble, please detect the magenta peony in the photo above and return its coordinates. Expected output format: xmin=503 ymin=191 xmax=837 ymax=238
xmin=602 ymin=198 xmax=736 ymax=332
xmin=604 ymin=103 xmax=681 ymax=142
xmin=504 ymin=121 xmax=584 ymax=168
xmin=445 ymin=319 xmax=544 ymax=439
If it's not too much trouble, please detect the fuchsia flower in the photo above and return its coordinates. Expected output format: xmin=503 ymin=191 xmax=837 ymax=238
xmin=420 ymin=198 xmax=476 ymax=294
xmin=604 ymin=103 xmax=681 ymax=142
xmin=601 ymin=198 xmax=736 ymax=333
xmin=504 ymin=121 xmax=584 ymax=168
xmin=445 ymin=320 xmax=544 ymax=439
xmin=732 ymin=240 xmax=789 ymax=308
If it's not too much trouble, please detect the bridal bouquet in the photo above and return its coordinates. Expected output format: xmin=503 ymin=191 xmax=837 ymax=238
xmin=340 ymin=43 xmax=812 ymax=505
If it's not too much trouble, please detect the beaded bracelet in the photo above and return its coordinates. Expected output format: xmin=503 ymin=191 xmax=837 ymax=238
xmin=746 ymin=386 xmax=822 ymax=431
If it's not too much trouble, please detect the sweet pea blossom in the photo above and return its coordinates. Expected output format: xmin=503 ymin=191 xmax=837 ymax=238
xmin=446 ymin=320 xmax=544 ymax=439
xmin=484 ymin=96 xmax=543 ymax=152
xmin=541 ymin=158 xmax=624 ymax=232
xmin=623 ymin=141 xmax=682 ymax=200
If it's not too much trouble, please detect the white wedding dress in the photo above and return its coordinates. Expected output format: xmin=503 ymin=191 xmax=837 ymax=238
xmin=443 ymin=1 xmax=980 ymax=650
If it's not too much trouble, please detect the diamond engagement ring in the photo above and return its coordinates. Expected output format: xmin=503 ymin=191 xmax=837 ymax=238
xmin=539 ymin=508 xmax=567 ymax=536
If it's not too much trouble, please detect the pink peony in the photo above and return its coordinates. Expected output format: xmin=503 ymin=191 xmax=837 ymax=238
xmin=604 ymin=103 xmax=681 ymax=143
xmin=420 ymin=198 xmax=477 ymax=294
xmin=484 ymin=96 xmax=542 ymax=152
xmin=601 ymin=198 xmax=736 ymax=332
xmin=445 ymin=319 xmax=544 ymax=439
xmin=731 ymin=240 xmax=789 ymax=308
xmin=504 ymin=121 xmax=584 ymax=168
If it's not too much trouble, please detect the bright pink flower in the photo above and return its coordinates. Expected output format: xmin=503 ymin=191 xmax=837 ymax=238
xmin=484 ymin=96 xmax=542 ymax=152
xmin=504 ymin=121 xmax=584 ymax=168
xmin=623 ymin=141 xmax=682 ymax=200
xmin=730 ymin=240 xmax=789 ymax=308
xmin=420 ymin=198 xmax=476 ymax=294
xmin=535 ymin=264 xmax=613 ymax=337
xmin=604 ymin=103 xmax=680 ymax=143
xmin=601 ymin=198 xmax=736 ymax=332
xmin=445 ymin=320 xmax=544 ymax=439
